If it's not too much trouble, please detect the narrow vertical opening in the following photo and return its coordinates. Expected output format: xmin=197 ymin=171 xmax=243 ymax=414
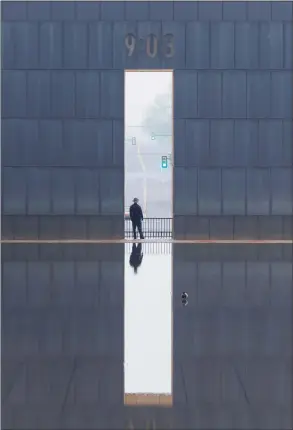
xmin=124 ymin=71 xmax=173 ymax=406
xmin=124 ymin=70 xmax=174 ymax=240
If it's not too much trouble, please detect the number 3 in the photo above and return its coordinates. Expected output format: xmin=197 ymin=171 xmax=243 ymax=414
xmin=163 ymin=34 xmax=174 ymax=58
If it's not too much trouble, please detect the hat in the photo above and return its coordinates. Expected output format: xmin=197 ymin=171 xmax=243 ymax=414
xmin=133 ymin=197 xmax=139 ymax=203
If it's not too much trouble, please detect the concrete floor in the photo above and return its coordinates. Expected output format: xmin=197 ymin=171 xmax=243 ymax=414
xmin=1 ymin=243 xmax=292 ymax=429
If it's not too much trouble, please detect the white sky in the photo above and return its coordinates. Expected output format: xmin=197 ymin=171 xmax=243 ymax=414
xmin=124 ymin=70 xmax=173 ymax=218
xmin=125 ymin=71 xmax=173 ymax=125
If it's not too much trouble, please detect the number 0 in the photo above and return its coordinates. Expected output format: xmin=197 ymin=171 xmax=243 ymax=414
xmin=146 ymin=34 xmax=158 ymax=58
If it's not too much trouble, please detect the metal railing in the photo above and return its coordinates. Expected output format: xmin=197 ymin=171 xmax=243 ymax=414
xmin=125 ymin=218 xmax=172 ymax=239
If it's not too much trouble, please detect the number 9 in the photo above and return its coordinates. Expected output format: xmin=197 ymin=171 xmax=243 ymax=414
xmin=125 ymin=34 xmax=136 ymax=57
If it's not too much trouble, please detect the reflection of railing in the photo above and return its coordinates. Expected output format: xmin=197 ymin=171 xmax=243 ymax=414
xmin=125 ymin=218 xmax=172 ymax=239
xmin=125 ymin=242 xmax=172 ymax=255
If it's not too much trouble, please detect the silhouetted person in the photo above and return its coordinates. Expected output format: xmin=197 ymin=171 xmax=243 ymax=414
xmin=129 ymin=198 xmax=144 ymax=239
xmin=129 ymin=243 xmax=143 ymax=274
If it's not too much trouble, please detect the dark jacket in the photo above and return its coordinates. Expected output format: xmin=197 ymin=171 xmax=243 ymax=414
xmin=129 ymin=202 xmax=143 ymax=223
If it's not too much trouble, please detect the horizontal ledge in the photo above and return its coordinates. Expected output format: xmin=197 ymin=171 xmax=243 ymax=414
xmin=125 ymin=69 xmax=173 ymax=72
xmin=124 ymin=393 xmax=172 ymax=406
xmin=1 ymin=239 xmax=292 ymax=244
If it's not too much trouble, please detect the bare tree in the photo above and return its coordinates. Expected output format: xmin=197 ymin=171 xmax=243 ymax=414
xmin=142 ymin=86 xmax=172 ymax=137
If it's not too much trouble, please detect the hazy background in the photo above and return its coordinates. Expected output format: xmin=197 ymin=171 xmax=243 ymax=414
xmin=125 ymin=71 xmax=173 ymax=218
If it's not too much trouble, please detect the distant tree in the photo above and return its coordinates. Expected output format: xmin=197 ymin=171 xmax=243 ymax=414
xmin=142 ymin=86 xmax=172 ymax=138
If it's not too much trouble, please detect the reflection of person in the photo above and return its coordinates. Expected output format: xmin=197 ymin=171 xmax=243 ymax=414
xmin=129 ymin=198 xmax=144 ymax=239
xmin=129 ymin=243 xmax=143 ymax=274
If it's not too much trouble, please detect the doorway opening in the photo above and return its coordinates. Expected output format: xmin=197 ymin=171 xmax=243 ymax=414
xmin=124 ymin=70 xmax=174 ymax=406
xmin=124 ymin=70 xmax=174 ymax=240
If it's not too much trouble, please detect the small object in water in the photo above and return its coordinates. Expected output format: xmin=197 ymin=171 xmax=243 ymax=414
xmin=181 ymin=292 xmax=188 ymax=306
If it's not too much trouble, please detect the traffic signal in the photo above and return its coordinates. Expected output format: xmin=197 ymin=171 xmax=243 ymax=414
xmin=132 ymin=137 xmax=136 ymax=145
xmin=161 ymin=155 xmax=168 ymax=169
xmin=151 ymin=133 xmax=155 ymax=140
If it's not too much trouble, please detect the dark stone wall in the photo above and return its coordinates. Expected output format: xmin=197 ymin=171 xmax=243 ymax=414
xmin=1 ymin=1 xmax=292 ymax=239
xmin=1 ymin=1 xmax=125 ymax=239
xmin=172 ymin=1 xmax=293 ymax=239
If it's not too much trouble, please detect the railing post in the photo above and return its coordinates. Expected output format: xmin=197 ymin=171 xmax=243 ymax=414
xmin=125 ymin=218 xmax=172 ymax=239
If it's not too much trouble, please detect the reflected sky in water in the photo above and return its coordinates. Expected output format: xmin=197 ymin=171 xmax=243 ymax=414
xmin=124 ymin=243 xmax=172 ymax=394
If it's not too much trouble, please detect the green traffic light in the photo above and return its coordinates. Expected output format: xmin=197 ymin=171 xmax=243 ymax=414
xmin=161 ymin=156 xmax=168 ymax=168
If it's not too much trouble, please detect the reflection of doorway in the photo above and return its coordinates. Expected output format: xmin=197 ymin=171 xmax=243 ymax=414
xmin=124 ymin=70 xmax=174 ymax=238
xmin=124 ymin=244 xmax=173 ymax=406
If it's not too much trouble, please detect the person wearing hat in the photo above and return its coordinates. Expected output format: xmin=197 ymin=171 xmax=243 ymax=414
xmin=129 ymin=198 xmax=144 ymax=240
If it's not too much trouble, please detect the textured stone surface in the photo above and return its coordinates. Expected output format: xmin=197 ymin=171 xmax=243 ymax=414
xmin=2 ymin=1 xmax=292 ymax=240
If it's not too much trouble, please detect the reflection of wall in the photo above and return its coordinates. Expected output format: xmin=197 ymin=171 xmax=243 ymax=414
xmin=2 ymin=0 xmax=292 ymax=241
xmin=2 ymin=243 xmax=124 ymax=429
xmin=173 ymin=243 xmax=292 ymax=428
